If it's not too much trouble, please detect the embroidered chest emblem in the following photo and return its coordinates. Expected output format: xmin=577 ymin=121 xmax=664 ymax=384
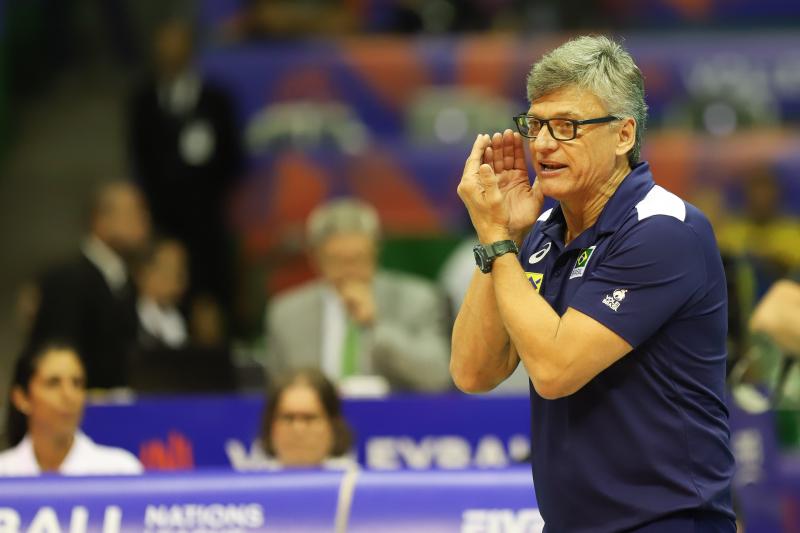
xmin=569 ymin=245 xmax=596 ymax=279
xmin=529 ymin=242 xmax=551 ymax=264
xmin=526 ymin=272 xmax=544 ymax=293
xmin=603 ymin=288 xmax=628 ymax=311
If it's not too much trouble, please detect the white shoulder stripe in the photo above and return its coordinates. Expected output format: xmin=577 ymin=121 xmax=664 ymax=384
xmin=537 ymin=208 xmax=553 ymax=222
xmin=635 ymin=185 xmax=686 ymax=222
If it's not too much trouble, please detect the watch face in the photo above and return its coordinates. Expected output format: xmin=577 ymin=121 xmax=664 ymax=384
xmin=473 ymin=245 xmax=490 ymax=273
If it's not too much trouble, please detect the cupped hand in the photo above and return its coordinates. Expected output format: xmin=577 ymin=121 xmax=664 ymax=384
xmin=457 ymin=129 xmax=544 ymax=244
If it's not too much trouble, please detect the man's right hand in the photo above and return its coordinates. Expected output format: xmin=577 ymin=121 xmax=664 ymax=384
xmin=484 ymin=129 xmax=544 ymax=243
xmin=338 ymin=280 xmax=376 ymax=326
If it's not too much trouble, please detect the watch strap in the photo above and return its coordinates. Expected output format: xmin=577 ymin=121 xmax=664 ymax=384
xmin=485 ymin=240 xmax=519 ymax=258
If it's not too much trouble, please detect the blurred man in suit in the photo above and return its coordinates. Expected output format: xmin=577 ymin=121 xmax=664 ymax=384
xmin=265 ymin=199 xmax=451 ymax=392
xmin=28 ymin=181 xmax=151 ymax=389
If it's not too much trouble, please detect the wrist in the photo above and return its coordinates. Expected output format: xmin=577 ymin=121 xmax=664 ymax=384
xmin=473 ymin=239 xmax=519 ymax=274
xmin=479 ymin=230 xmax=512 ymax=245
xmin=508 ymin=226 xmax=532 ymax=246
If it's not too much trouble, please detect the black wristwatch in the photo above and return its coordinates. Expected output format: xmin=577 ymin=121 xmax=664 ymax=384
xmin=473 ymin=240 xmax=519 ymax=273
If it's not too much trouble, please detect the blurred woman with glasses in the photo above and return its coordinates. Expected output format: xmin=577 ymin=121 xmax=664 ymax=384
xmin=259 ymin=368 xmax=355 ymax=469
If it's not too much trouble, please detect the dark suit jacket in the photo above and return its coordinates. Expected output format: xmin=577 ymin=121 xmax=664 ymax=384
xmin=28 ymin=255 xmax=138 ymax=388
xmin=128 ymin=76 xmax=242 ymax=310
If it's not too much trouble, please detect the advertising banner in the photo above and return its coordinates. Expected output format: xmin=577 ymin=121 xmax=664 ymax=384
xmin=81 ymin=394 xmax=532 ymax=472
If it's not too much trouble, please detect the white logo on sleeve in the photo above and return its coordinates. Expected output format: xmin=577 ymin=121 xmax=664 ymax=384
xmin=529 ymin=242 xmax=551 ymax=264
xmin=602 ymin=289 xmax=627 ymax=312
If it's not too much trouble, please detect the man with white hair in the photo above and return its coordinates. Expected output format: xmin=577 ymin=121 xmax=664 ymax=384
xmin=265 ymin=198 xmax=451 ymax=392
xmin=29 ymin=181 xmax=151 ymax=389
xmin=452 ymin=36 xmax=735 ymax=531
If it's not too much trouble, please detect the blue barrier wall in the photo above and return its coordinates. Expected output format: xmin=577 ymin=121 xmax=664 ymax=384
xmin=81 ymin=394 xmax=532 ymax=471
xmin=0 ymin=468 xmax=541 ymax=533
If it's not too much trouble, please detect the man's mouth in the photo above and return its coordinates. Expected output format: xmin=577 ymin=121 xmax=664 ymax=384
xmin=539 ymin=162 xmax=567 ymax=173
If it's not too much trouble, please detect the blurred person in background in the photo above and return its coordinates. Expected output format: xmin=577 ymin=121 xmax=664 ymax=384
xmin=749 ymin=272 xmax=800 ymax=407
xmin=691 ymin=186 xmax=758 ymax=377
xmin=221 ymin=0 xmax=360 ymax=40
xmin=257 ymin=368 xmax=354 ymax=469
xmin=0 ymin=342 xmax=143 ymax=475
xmin=716 ymin=169 xmax=800 ymax=296
xmin=452 ymin=36 xmax=735 ymax=531
xmin=134 ymin=237 xmax=190 ymax=350
xmin=438 ymin=230 xmax=531 ymax=394
xmin=750 ymin=273 xmax=800 ymax=360
xmin=128 ymin=237 xmax=235 ymax=394
xmin=27 ymin=180 xmax=150 ymax=389
xmin=128 ymin=18 xmax=242 ymax=340
xmin=265 ymin=198 xmax=451 ymax=392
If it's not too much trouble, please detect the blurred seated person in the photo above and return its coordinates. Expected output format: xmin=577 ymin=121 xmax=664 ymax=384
xmin=256 ymin=368 xmax=355 ymax=469
xmin=716 ymin=169 xmax=800 ymax=294
xmin=129 ymin=238 xmax=235 ymax=393
xmin=28 ymin=181 xmax=150 ymax=388
xmin=265 ymin=198 xmax=451 ymax=392
xmin=750 ymin=272 xmax=800 ymax=357
xmin=438 ymin=236 xmax=531 ymax=393
xmin=749 ymin=271 xmax=800 ymax=406
xmin=135 ymin=237 xmax=189 ymax=349
xmin=0 ymin=342 xmax=143 ymax=475
xmin=691 ymin=186 xmax=757 ymax=376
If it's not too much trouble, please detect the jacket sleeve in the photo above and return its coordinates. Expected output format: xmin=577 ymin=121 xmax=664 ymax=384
xmin=368 ymin=277 xmax=452 ymax=392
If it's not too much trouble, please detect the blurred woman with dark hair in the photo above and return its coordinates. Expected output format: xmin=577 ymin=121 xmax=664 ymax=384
xmin=0 ymin=342 xmax=142 ymax=475
xmin=259 ymin=368 xmax=355 ymax=468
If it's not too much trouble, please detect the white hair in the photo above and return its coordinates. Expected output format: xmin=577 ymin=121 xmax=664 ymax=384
xmin=306 ymin=198 xmax=381 ymax=248
xmin=526 ymin=35 xmax=648 ymax=165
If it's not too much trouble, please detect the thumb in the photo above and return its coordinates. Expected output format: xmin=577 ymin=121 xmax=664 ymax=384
xmin=478 ymin=163 xmax=502 ymax=202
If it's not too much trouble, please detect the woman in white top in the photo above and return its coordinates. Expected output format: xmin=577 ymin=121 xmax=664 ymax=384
xmin=0 ymin=342 xmax=143 ymax=476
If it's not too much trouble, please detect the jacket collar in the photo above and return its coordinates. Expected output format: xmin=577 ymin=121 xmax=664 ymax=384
xmin=538 ymin=161 xmax=655 ymax=246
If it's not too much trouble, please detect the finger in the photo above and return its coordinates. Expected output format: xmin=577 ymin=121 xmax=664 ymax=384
xmin=513 ymin=131 xmax=527 ymax=171
xmin=491 ymin=132 xmax=504 ymax=173
xmin=502 ymin=129 xmax=515 ymax=171
xmin=463 ymin=134 xmax=491 ymax=177
xmin=484 ymin=146 xmax=494 ymax=171
xmin=478 ymin=163 xmax=502 ymax=204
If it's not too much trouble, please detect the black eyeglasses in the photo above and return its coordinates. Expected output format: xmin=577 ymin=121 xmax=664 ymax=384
xmin=513 ymin=114 xmax=620 ymax=141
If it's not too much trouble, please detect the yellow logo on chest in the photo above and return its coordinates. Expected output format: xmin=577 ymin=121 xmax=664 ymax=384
xmin=526 ymin=272 xmax=543 ymax=293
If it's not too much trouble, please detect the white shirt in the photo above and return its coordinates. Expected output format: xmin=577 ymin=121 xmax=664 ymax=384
xmin=0 ymin=431 xmax=143 ymax=476
xmin=137 ymin=297 xmax=188 ymax=348
xmin=81 ymin=236 xmax=128 ymax=294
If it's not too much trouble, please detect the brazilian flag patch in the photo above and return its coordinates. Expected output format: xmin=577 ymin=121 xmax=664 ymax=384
xmin=570 ymin=245 xmax=596 ymax=279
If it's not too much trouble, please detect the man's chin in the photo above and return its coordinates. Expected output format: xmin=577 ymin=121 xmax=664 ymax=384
xmin=537 ymin=179 xmax=571 ymax=202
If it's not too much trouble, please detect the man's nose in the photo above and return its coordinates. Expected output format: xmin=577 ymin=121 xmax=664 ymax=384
xmin=533 ymin=123 xmax=558 ymax=152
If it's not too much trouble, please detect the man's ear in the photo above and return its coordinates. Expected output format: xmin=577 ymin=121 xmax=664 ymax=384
xmin=11 ymin=386 xmax=31 ymax=416
xmin=615 ymin=117 xmax=636 ymax=159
